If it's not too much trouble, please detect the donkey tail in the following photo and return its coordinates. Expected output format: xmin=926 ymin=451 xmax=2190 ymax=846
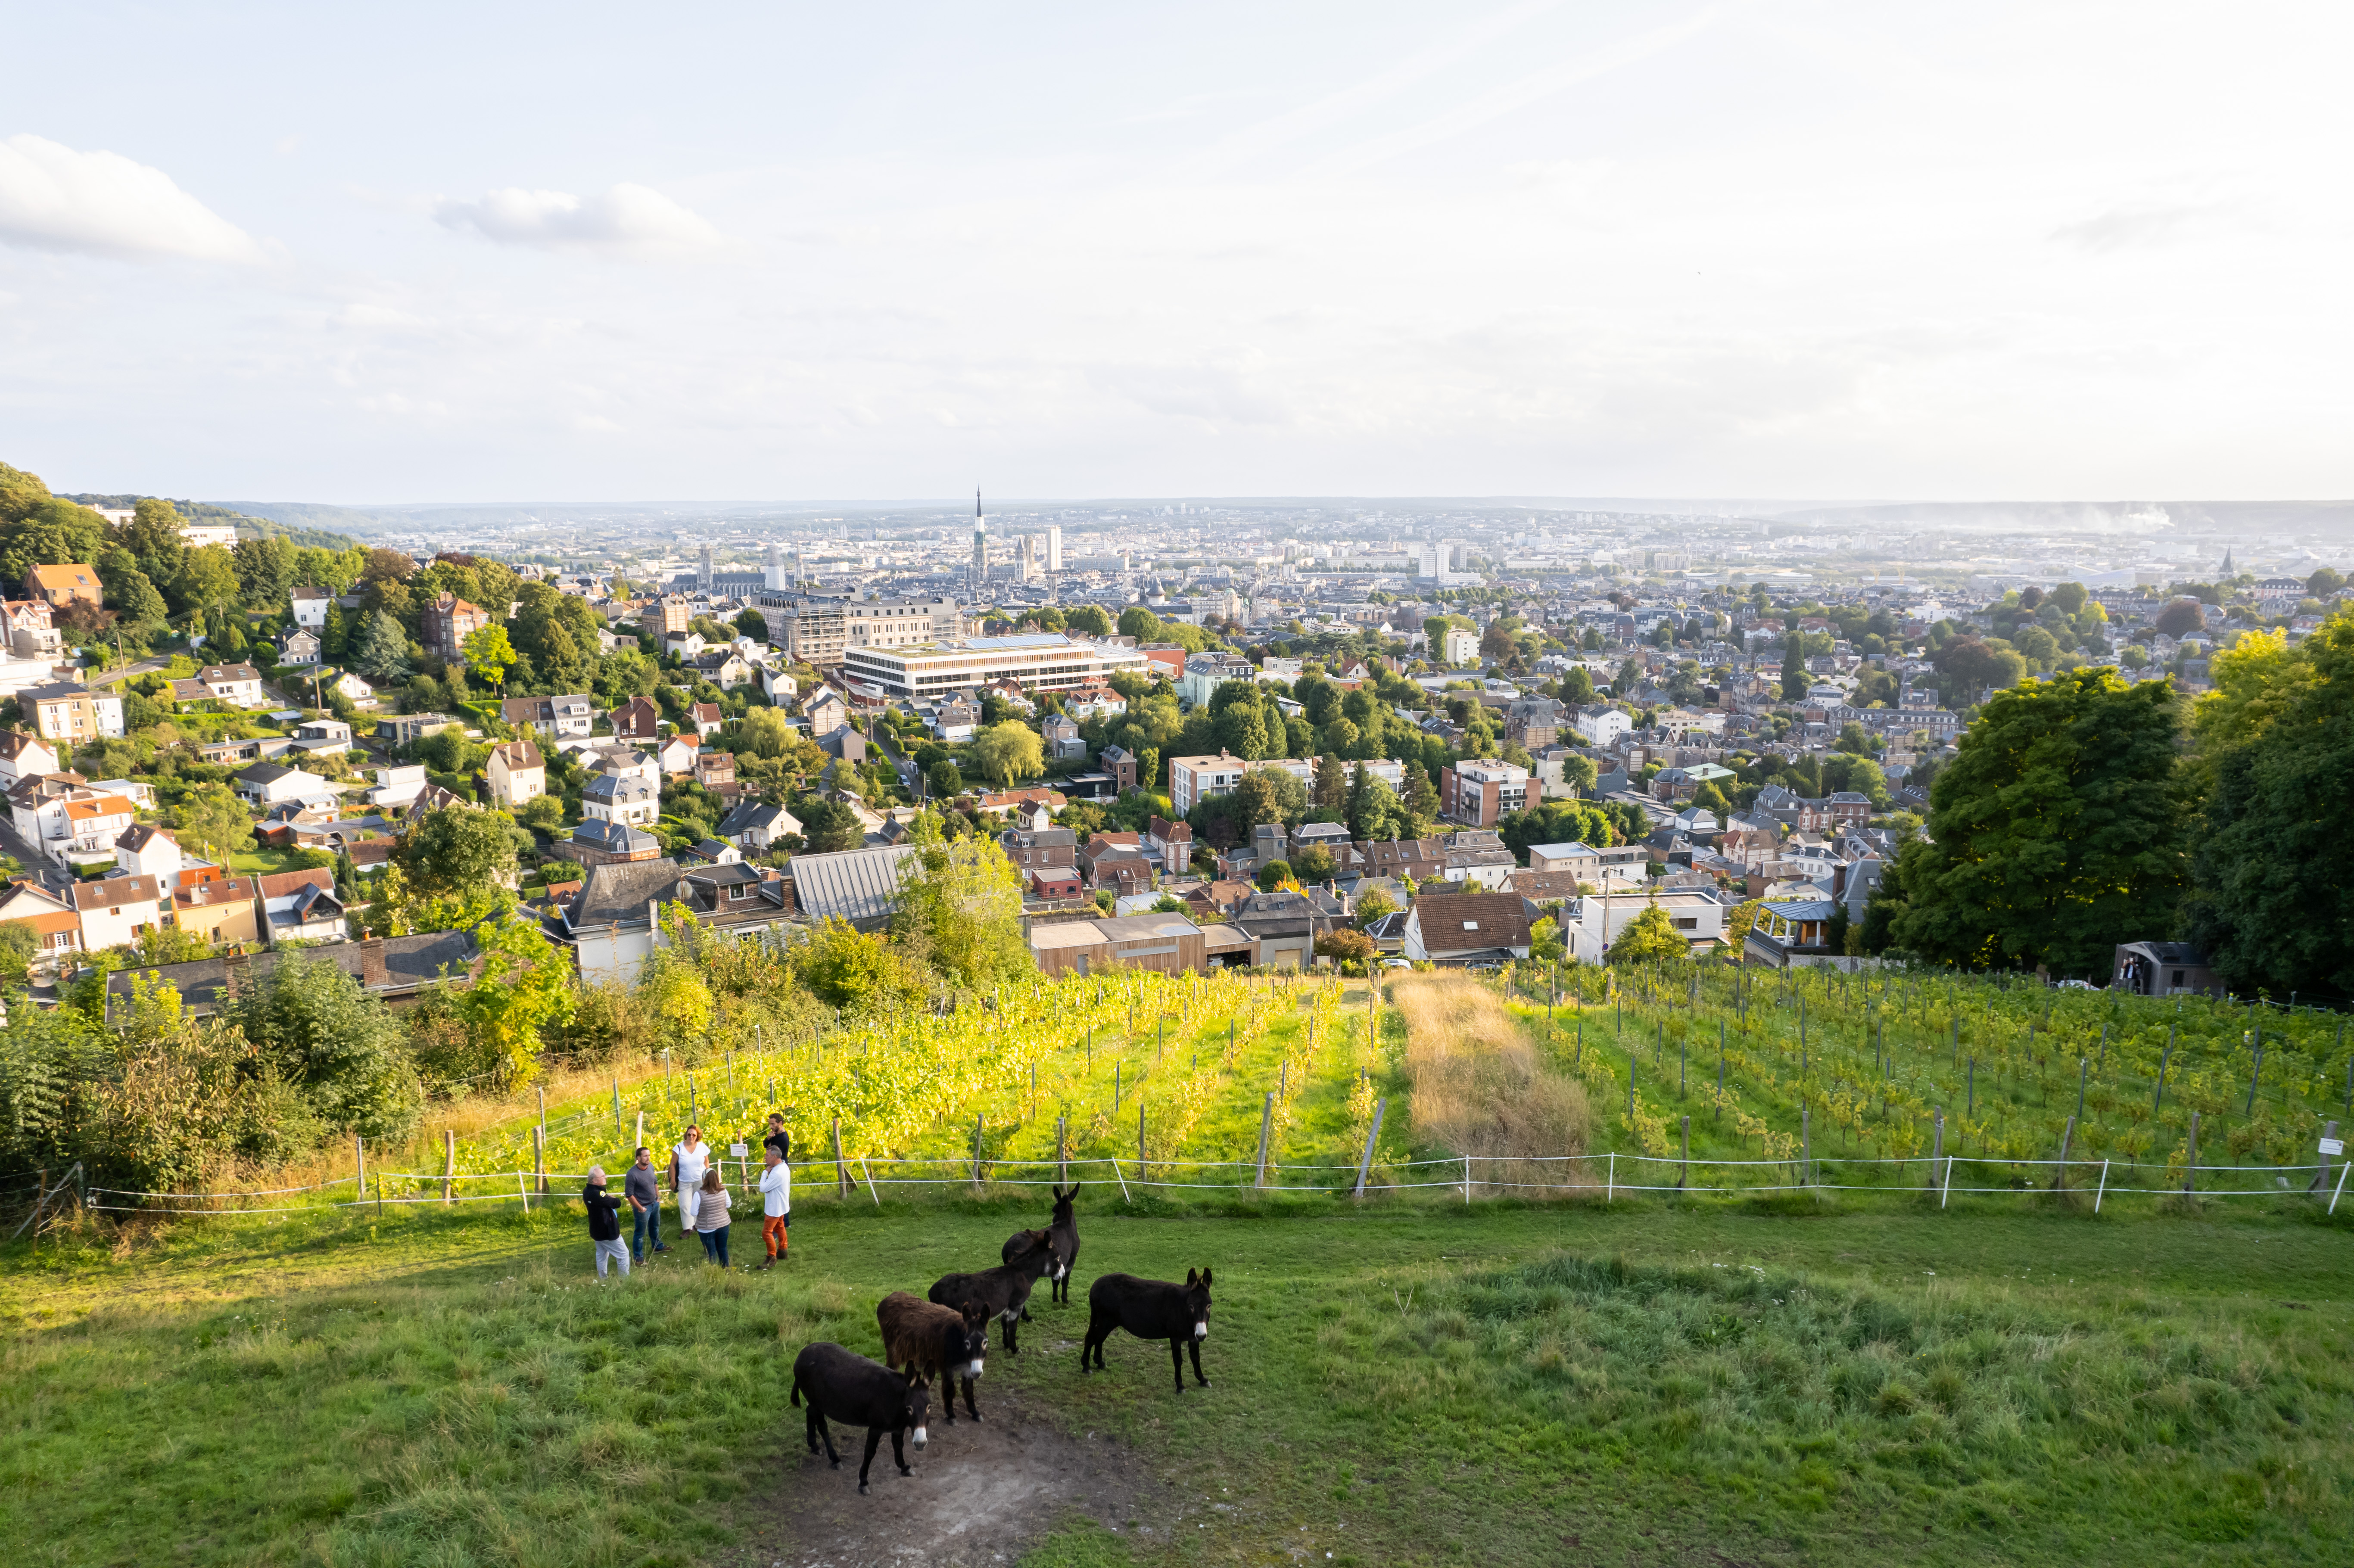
xmin=790 ymin=1367 xmax=804 ymax=1407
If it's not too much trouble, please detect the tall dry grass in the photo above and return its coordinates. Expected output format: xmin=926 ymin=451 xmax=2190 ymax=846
xmin=1390 ymin=974 xmax=1591 ymax=1195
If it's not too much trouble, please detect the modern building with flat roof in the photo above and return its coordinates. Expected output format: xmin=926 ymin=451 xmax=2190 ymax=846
xmin=842 ymin=633 xmax=1146 ymax=700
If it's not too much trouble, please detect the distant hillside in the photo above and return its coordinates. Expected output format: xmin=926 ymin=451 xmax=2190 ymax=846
xmin=221 ymin=500 xmax=401 ymax=538
xmin=62 ymin=494 xmax=367 ymax=552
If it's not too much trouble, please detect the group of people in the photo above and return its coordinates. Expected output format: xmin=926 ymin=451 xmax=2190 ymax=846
xmin=580 ymin=1113 xmax=794 ymax=1278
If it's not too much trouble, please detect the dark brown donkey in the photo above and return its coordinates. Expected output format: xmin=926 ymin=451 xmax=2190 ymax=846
xmin=931 ymin=1227 xmax=1054 ymax=1353
xmin=1080 ymin=1267 xmax=1214 ymax=1394
xmin=790 ymin=1342 xmax=930 ymax=1493
xmin=1000 ymin=1182 xmax=1081 ymax=1313
xmin=877 ymin=1290 xmax=990 ymax=1422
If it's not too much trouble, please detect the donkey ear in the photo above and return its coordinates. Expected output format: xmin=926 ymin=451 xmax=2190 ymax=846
xmin=1185 ymin=1268 xmax=1199 ymax=1286
xmin=906 ymin=1367 xmax=924 ymax=1387
xmin=1200 ymin=1267 xmax=1214 ymax=1287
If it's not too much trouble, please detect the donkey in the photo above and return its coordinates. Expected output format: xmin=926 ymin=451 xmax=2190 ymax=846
xmin=1001 ymin=1183 xmax=1081 ymax=1313
xmin=790 ymin=1342 xmax=930 ymax=1493
xmin=877 ymin=1290 xmax=990 ymax=1422
xmin=1081 ymin=1267 xmax=1214 ymax=1395
xmin=931 ymin=1228 xmax=1054 ymax=1354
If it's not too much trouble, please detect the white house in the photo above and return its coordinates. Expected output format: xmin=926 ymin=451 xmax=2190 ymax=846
xmin=716 ymin=798 xmax=799 ymax=853
xmin=1563 ymin=889 xmax=1730 ymax=954
xmin=258 ymin=868 xmax=346 ymax=943
xmin=1573 ymin=705 xmax=1633 ymax=749
xmin=277 ymin=627 xmax=323 ymax=666
xmin=290 ymin=585 xmax=333 ymax=628
xmin=486 ymin=739 xmax=545 ymax=810
xmin=190 ymin=664 xmax=268 ymax=709
xmin=369 ymin=764 xmax=428 ymax=811
xmin=760 ymin=665 xmax=799 ymax=703
xmin=0 ymin=728 xmax=58 ymax=785
xmin=1443 ymin=628 xmax=1481 ymax=666
xmin=330 ymin=671 xmax=379 ymax=709
xmin=70 ymin=874 xmax=167 ymax=952
xmin=581 ymin=772 xmax=660 ymax=825
xmin=656 ymin=734 xmax=700 ymax=777
xmin=291 ymin=718 xmax=353 ymax=756
xmin=234 ymin=763 xmax=334 ymax=808
xmin=114 ymin=821 xmax=183 ymax=880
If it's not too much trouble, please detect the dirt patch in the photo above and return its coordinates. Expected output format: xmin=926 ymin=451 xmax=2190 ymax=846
xmin=728 ymin=1382 xmax=1168 ymax=1568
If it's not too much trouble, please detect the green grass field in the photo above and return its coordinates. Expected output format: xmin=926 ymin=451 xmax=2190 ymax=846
xmin=7 ymin=1189 xmax=2351 ymax=1567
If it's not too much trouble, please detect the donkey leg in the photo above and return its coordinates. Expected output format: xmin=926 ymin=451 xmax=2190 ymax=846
xmin=1189 ymin=1337 xmax=1210 ymax=1388
xmin=858 ymin=1427 xmax=883 ymax=1493
xmin=1170 ymin=1338 xmax=1186 ymax=1395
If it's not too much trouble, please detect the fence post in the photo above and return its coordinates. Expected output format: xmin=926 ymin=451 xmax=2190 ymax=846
xmin=1253 ymin=1093 xmax=1274 ymax=1189
xmin=832 ymin=1117 xmax=848 ymax=1198
xmin=2183 ymin=1111 xmax=2200 ymax=1196
xmin=1678 ymin=1115 xmax=1690 ymax=1191
xmin=2054 ymin=1116 xmax=2075 ymax=1192
xmin=633 ymin=1110 xmax=644 ymax=1153
xmin=442 ymin=1129 xmax=455 ymax=1204
xmin=1463 ymin=1150 xmax=1471 ymax=1204
xmin=1351 ymin=1098 xmax=1386 ymax=1201
xmin=533 ymin=1125 xmax=548 ymax=1195
xmin=1927 ymin=1110 xmax=1943 ymax=1193
xmin=1607 ymin=1150 xmax=1615 ymax=1202
xmin=1114 ymin=1063 xmax=1121 ymax=1112
xmin=2095 ymin=1157 xmax=2110 ymax=1213
xmin=1138 ymin=1105 xmax=1148 ymax=1184
xmin=355 ymin=1135 xmax=365 ymax=1199
xmin=2311 ymin=1119 xmax=2339 ymax=1195
xmin=538 ymin=1086 xmax=546 ymax=1139
xmin=971 ymin=1114 xmax=984 ymax=1189
xmin=1801 ymin=1104 xmax=1812 ymax=1187
xmin=613 ymin=1076 xmax=623 ymax=1142
xmin=1058 ymin=1117 xmax=1068 ymax=1187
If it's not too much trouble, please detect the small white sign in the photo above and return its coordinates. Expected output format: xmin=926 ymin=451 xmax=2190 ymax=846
xmin=729 ymin=1142 xmax=748 ymax=1157
xmin=2320 ymin=1138 xmax=2345 ymax=1157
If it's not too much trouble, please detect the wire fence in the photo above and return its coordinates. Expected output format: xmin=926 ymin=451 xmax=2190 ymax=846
xmin=45 ymin=1147 xmax=2354 ymax=1220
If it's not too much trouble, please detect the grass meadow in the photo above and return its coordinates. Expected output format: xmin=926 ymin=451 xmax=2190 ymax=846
xmin=6 ymin=1187 xmax=2352 ymax=1567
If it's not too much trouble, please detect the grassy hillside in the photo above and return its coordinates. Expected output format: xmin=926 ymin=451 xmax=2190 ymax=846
xmin=6 ymin=1193 xmax=2351 ymax=1567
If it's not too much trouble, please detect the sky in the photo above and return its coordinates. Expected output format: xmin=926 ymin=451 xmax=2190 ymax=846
xmin=2 ymin=1 xmax=2348 ymax=506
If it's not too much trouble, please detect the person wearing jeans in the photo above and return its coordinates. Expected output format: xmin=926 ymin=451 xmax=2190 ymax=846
xmin=694 ymin=1167 xmax=732 ymax=1267
xmin=671 ymin=1126 xmax=708 ymax=1242
xmin=625 ymin=1146 xmax=664 ymax=1261
xmin=757 ymin=1143 xmax=791 ymax=1267
xmin=582 ymin=1167 xmax=630 ymax=1279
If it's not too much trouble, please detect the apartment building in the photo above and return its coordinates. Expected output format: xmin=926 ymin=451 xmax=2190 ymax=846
xmin=1166 ymin=750 xmax=1317 ymax=815
xmin=1438 ymin=760 xmax=1529 ymax=827
xmin=841 ymin=632 xmax=1146 ymax=701
xmin=758 ymin=594 xmax=962 ymax=667
xmin=20 ymin=681 xmax=125 ymax=742
xmin=421 ymin=592 xmax=490 ymax=662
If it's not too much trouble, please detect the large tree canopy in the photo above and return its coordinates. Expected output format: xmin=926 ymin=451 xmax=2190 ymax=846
xmin=1886 ymin=669 xmax=2186 ymax=977
xmin=2182 ymin=618 xmax=2354 ymax=998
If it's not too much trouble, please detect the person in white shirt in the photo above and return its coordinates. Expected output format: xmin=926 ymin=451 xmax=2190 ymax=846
xmin=757 ymin=1142 xmax=791 ymax=1268
xmin=670 ymin=1126 xmax=709 ymax=1241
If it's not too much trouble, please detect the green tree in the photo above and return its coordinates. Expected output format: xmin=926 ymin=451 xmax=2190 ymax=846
xmin=220 ymin=952 xmax=422 ymax=1139
xmin=171 ymin=784 xmax=256 ymax=865
xmin=1887 ymin=669 xmax=2185 ymax=976
xmin=1065 ymin=605 xmax=1113 ymax=637
xmin=925 ymin=758 xmax=965 ymax=797
xmin=461 ymin=623 xmax=518 ymax=694
xmin=394 ymin=803 xmax=517 ymax=914
xmin=174 ymin=545 xmax=240 ymax=621
xmin=798 ymin=797 xmax=866 ymax=853
xmin=1118 ymin=607 xmax=1163 ymax=642
xmin=355 ymin=608 xmax=413 ymax=682
xmin=971 ymin=720 xmax=1044 ymax=788
xmin=1232 ymin=765 xmax=1307 ymax=833
xmin=450 ymin=910 xmax=576 ymax=1089
xmin=1609 ymin=902 xmax=1689 ymax=964
xmin=1780 ymin=624 xmax=1807 ymax=700
xmin=887 ymin=810 xmax=1031 ymax=987
xmin=2182 ymin=617 xmax=2354 ymax=996
xmin=1256 ymin=859 xmax=1294 ymax=891
xmin=791 ymin=915 xmax=917 ymax=1011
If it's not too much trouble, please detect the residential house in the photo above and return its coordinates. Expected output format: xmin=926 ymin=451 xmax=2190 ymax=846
xmin=1503 ymin=697 xmax=1566 ymax=747
xmin=688 ymin=701 xmax=725 ymax=737
xmin=567 ymin=818 xmax=664 ymax=866
xmin=1574 ymin=705 xmax=1632 ymax=748
xmin=759 ymin=666 xmax=799 ymax=703
xmin=290 ymin=584 xmax=333 ymax=628
xmin=100 ymin=930 xmax=486 ymax=1021
xmin=1042 ymin=713 xmax=1085 ymax=760
xmin=1142 ymin=816 xmax=1193 ymax=878
xmin=233 ymin=763 xmax=334 ymax=809
xmin=377 ymin=711 xmax=457 ymax=745
xmin=691 ymin=648 xmax=754 ymax=690
xmin=369 ymin=764 xmax=429 ymax=812
xmin=1504 ymin=868 xmax=1587 ymax=905
xmin=716 ymin=798 xmax=799 ymax=854
xmin=656 ymin=734 xmax=700 ymax=777
xmin=4 ymin=597 xmax=62 ymax=659
xmin=1026 ymin=912 xmax=1207 ymax=977
xmin=421 ymin=592 xmax=489 ymax=662
xmin=803 ymin=690 xmax=848 ymax=735
xmin=277 ymin=626 xmax=322 ymax=666
xmin=1000 ymin=825 xmax=1081 ymax=898
xmin=693 ymin=748 xmax=737 ymax=791
xmin=1354 ymin=833 xmax=1447 ymax=887
xmin=486 ymin=739 xmax=545 ymax=810
xmin=501 ymin=693 xmax=596 ymax=739
xmin=23 ymin=563 xmax=103 ymax=609
xmin=114 ymin=821 xmax=182 ymax=880
xmin=11 ymin=786 xmax=138 ymax=866
xmin=71 ymin=874 xmax=168 ymax=952
xmin=1098 ymin=743 xmax=1140 ymax=794
xmin=0 ymin=878 xmax=83 ymax=964
xmin=1441 ymin=829 xmax=1518 ymax=889
xmin=21 ymin=682 xmax=126 ymax=743
xmin=1438 ymin=760 xmax=1528 ymax=827
xmin=258 ymin=868 xmax=347 ymax=943
xmin=609 ymin=694 xmax=663 ymax=739
xmin=1528 ymin=842 xmax=1601 ymax=878
xmin=783 ymin=843 xmax=918 ymax=933
xmin=1401 ymin=892 xmax=1535 ymax=965
xmin=1569 ymin=888 xmax=1731 ymax=956
xmin=174 ymin=874 xmax=262 ymax=947
xmin=972 ymin=787 xmax=1066 ymax=819
xmin=177 ymin=664 xmax=267 ymax=709
xmin=1289 ymin=821 xmax=1354 ymax=873
xmin=0 ymin=728 xmax=59 ymax=785
xmin=1229 ymin=889 xmax=1330 ymax=968
xmin=581 ymin=772 xmax=659 ymax=826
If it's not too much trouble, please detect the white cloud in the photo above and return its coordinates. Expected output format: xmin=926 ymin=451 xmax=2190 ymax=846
xmin=433 ymin=183 xmax=723 ymax=255
xmin=0 ymin=134 xmax=264 ymax=262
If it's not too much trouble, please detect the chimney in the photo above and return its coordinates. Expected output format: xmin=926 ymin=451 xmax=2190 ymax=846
xmin=358 ymin=933 xmax=387 ymax=988
xmin=223 ymin=948 xmax=248 ymax=1001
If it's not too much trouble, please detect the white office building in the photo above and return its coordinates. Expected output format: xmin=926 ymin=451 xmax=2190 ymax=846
xmin=841 ymin=633 xmax=1147 ymax=700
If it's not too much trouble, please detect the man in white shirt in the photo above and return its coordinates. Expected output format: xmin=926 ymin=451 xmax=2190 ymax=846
xmin=757 ymin=1142 xmax=791 ymax=1268
xmin=670 ymin=1126 xmax=709 ymax=1241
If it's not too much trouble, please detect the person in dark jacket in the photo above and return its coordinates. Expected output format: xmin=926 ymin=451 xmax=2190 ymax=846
xmin=763 ymin=1112 xmax=791 ymax=1164
xmin=624 ymin=1146 xmax=664 ymax=1261
xmin=584 ymin=1166 xmax=630 ymax=1279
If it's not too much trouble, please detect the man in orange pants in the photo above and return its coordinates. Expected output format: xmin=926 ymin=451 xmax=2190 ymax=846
xmin=757 ymin=1142 xmax=791 ymax=1267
